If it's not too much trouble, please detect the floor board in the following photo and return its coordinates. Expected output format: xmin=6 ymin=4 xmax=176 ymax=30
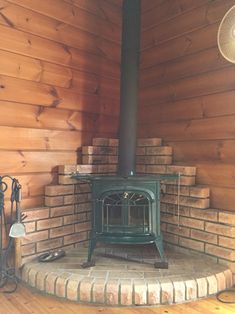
xmin=0 ymin=285 xmax=234 ymax=314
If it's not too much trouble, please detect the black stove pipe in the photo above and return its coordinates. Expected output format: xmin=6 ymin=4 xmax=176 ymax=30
xmin=117 ymin=0 xmax=141 ymax=177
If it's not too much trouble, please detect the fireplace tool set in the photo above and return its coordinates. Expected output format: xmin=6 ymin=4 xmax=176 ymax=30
xmin=0 ymin=176 xmax=26 ymax=293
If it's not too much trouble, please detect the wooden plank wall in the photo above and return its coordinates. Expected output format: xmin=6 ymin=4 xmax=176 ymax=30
xmin=139 ymin=0 xmax=235 ymax=212
xmin=0 ymin=0 xmax=121 ymax=209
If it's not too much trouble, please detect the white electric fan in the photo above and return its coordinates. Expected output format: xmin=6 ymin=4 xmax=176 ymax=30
xmin=217 ymin=5 xmax=235 ymax=63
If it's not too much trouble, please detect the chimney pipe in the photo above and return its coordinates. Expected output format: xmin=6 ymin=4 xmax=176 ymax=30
xmin=117 ymin=0 xmax=141 ymax=177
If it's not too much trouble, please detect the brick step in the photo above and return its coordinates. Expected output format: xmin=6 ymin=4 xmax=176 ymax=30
xmin=142 ymin=165 xmax=196 ymax=176
xmin=82 ymin=146 xmax=118 ymax=155
xmin=161 ymin=194 xmax=210 ymax=209
xmin=58 ymin=164 xmax=117 ymax=175
xmin=82 ymin=155 xmax=118 ymax=164
xmin=45 ymin=183 xmax=90 ymax=196
xmin=136 ymin=155 xmax=172 ymax=165
xmin=165 ymin=185 xmax=210 ymax=198
xmin=92 ymin=138 xmax=163 ymax=147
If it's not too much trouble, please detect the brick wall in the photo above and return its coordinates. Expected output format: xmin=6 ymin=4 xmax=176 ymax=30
xmin=20 ymin=137 xmax=235 ymax=281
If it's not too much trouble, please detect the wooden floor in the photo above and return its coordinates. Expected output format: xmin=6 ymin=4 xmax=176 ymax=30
xmin=0 ymin=285 xmax=234 ymax=314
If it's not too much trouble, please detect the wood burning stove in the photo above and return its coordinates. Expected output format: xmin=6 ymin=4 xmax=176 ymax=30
xmin=78 ymin=175 xmax=178 ymax=268
xmin=73 ymin=0 xmax=178 ymax=268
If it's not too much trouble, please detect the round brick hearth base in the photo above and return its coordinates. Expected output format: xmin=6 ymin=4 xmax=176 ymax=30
xmin=21 ymin=247 xmax=233 ymax=306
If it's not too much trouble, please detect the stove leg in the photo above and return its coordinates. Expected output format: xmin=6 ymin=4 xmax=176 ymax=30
xmin=81 ymin=238 xmax=96 ymax=268
xmin=154 ymin=235 xmax=168 ymax=269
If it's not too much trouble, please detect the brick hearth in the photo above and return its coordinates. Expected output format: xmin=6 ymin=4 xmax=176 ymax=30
xmin=22 ymin=247 xmax=233 ymax=306
xmin=19 ymin=137 xmax=235 ymax=304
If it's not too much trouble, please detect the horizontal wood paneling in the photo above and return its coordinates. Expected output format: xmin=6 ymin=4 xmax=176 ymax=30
xmin=0 ymin=0 xmax=120 ymax=62
xmin=139 ymin=0 xmax=235 ymax=212
xmin=7 ymin=0 xmax=121 ymax=42
xmin=0 ymin=0 xmax=121 ymax=208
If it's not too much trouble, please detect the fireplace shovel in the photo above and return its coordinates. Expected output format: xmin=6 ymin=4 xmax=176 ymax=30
xmin=9 ymin=187 xmax=26 ymax=238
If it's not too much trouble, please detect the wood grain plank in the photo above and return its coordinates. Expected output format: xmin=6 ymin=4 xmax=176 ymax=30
xmin=0 ymin=125 xmax=92 ymax=150
xmin=140 ymin=47 xmax=228 ymax=88
xmin=0 ymin=25 xmax=120 ymax=78
xmin=0 ymin=151 xmax=76 ymax=173
xmin=64 ymin=0 xmax=121 ymax=26
xmin=0 ymin=0 xmax=120 ymax=62
xmin=0 ymin=50 xmax=120 ymax=98
xmin=7 ymin=0 xmax=121 ymax=42
xmin=140 ymin=23 xmax=218 ymax=68
xmin=139 ymin=115 xmax=235 ymax=141
xmin=166 ymin=140 xmax=235 ymax=163
xmin=1 ymin=285 xmax=235 ymax=314
xmin=142 ymin=0 xmax=234 ymax=48
xmin=142 ymin=0 xmax=209 ymax=31
xmin=0 ymin=100 xmax=118 ymax=132
xmin=0 ymin=75 xmax=119 ymax=115
xmin=140 ymin=66 xmax=235 ymax=106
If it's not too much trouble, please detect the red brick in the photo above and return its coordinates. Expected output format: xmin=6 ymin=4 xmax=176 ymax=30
xmin=136 ymin=146 xmax=146 ymax=155
xmin=133 ymin=280 xmax=147 ymax=305
xmin=79 ymin=278 xmax=94 ymax=302
xmin=21 ymin=243 xmax=36 ymax=256
xmin=45 ymin=185 xmax=74 ymax=196
xmin=138 ymin=138 xmax=162 ymax=146
xmin=205 ymin=244 xmax=235 ymax=261
xmin=167 ymin=165 xmax=196 ymax=176
xmin=219 ymin=211 xmax=235 ymax=225
xmin=92 ymin=138 xmax=109 ymax=146
xmin=191 ymin=229 xmax=217 ymax=244
xmin=75 ymin=222 xmax=91 ymax=233
xmin=66 ymin=275 xmax=82 ymax=301
xmin=173 ymin=281 xmax=185 ymax=303
xmin=55 ymin=273 xmax=71 ymax=298
xmin=167 ymin=224 xmax=190 ymax=237
xmin=106 ymin=279 xmax=119 ymax=305
xmin=189 ymin=186 xmax=210 ymax=198
xmin=24 ymin=221 xmax=36 ymax=233
xmin=50 ymin=225 xmax=74 ymax=238
xmin=146 ymin=146 xmax=172 ymax=156
xmin=45 ymin=272 xmax=59 ymax=295
xmin=120 ymin=279 xmax=133 ymax=305
xmin=185 ymin=279 xmax=197 ymax=300
xmin=147 ymin=281 xmax=161 ymax=305
xmin=180 ymin=217 xmax=204 ymax=230
xmin=74 ymin=184 xmax=90 ymax=193
xmin=22 ymin=230 xmax=49 ymax=245
xmin=216 ymin=272 xmax=226 ymax=291
xmin=163 ymin=232 xmax=179 ymax=245
xmin=58 ymin=165 xmax=77 ymax=174
xmin=205 ymin=222 xmax=234 ymax=237
xmin=196 ymin=277 xmax=207 ymax=298
xmin=146 ymin=165 xmax=166 ymax=174
xmin=28 ymin=268 xmax=38 ymax=288
xmin=58 ymin=175 xmax=78 ymax=185
xmin=179 ymin=237 xmax=204 ymax=252
xmin=45 ymin=196 xmax=64 ymax=207
xmin=92 ymin=279 xmax=106 ymax=304
xmin=37 ymin=217 xmax=62 ymax=230
xmin=207 ymin=275 xmax=217 ymax=294
xmin=190 ymin=208 xmax=218 ymax=222
xmin=36 ymin=237 xmax=63 ymax=253
xmin=50 ymin=205 xmax=74 ymax=217
xmin=160 ymin=280 xmax=173 ymax=304
xmin=63 ymin=213 xmax=87 ymax=225
xmin=219 ymin=236 xmax=235 ymax=249
xmin=23 ymin=207 xmax=49 ymax=222
xmin=64 ymin=231 xmax=87 ymax=245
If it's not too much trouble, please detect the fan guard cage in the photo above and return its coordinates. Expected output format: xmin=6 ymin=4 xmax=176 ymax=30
xmin=218 ymin=5 xmax=235 ymax=63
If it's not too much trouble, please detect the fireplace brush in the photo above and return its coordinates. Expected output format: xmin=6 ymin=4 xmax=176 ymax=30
xmin=0 ymin=176 xmax=26 ymax=293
